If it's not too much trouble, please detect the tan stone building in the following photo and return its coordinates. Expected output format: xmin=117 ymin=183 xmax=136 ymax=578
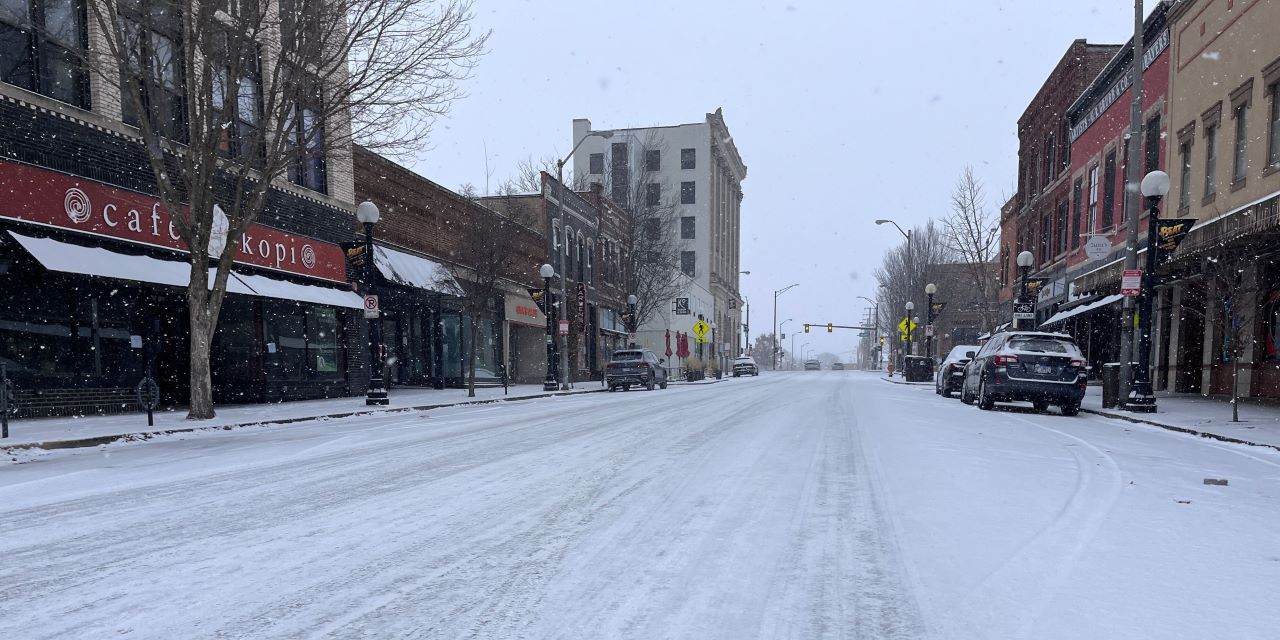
xmin=1156 ymin=0 xmax=1280 ymax=398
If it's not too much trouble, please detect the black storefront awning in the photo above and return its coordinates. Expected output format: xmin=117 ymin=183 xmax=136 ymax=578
xmin=1040 ymin=294 xmax=1124 ymax=327
xmin=10 ymin=231 xmax=364 ymax=308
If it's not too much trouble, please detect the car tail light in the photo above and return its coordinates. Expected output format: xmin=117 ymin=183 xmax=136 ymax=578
xmin=1070 ymin=359 xmax=1086 ymax=368
xmin=993 ymin=354 xmax=1019 ymax=366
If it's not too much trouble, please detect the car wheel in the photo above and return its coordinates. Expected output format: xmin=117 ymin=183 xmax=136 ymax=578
xmin=646 ymin=379 xmax=656 ymax=391
xmin=978 ymin=378 xmax=995 ymax=410
xmin=1033 ymin=400 xmax=1048 ymax=413
xmin=608 ymin=384 xmax=616 ymax=392
xmin=660 ymin=380 xmax=667 ymax=389
xmin=623 ymin=384 xmax=631 ymax=391
xmin=1061 ymin=402 xmax=1081 ymax=417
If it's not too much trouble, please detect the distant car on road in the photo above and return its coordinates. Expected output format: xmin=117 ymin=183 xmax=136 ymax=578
xmin=935 ymin=344 xmax=981 ymax=397
xmin=803 ymin=359 xmax=821 ymax=371
xmin=732 ymin=356 xmax=759 ymax=377
xmin=606 ymin=349 xmax=668 ymax=391
xmin=960 ymin=332 xmax=1086 ymax=415
xmin=831 ymin=362 xmax=845 ymax=370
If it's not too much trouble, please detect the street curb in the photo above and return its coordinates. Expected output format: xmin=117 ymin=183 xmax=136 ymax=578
xmin=3 ymin=388 xmax=607 ymax=455
xmin=880 ymin=376 xmax=932 ymax=386
xmin=1081 ymin=407 xmax=1280 ymax=453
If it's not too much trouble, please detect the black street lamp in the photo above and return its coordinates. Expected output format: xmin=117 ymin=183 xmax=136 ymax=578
xmin=904 ymin=300 xmax=915 ymax=367
xmin=1016 ymin=250 xmax=1034 ymax=330
xmin=772 ymin=283 xmax=799 ymax=370
xmin=925 ymin=282 xmax=937 ymax=360
xmin=626 ymin=294 xmax=637 ymax=347
xmin=357 ymin=201 xmax=388 ymax=406
xmin=541 ymin=263 xmax=558 ymax=391
xmin=1127 ymin=170 xmax=1171 ymax=413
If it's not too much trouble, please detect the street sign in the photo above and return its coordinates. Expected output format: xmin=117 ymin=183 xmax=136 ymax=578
xmin=1121 ymin=269 xmax=1143 ymax=296
xmin=1012 ymin=301 xmax=1035 ymax=320
xmin=858 ymin=331 xmax=869 ymax=337
xmin=896 ymin=317 xmax=916 ymax=335
xmin=559 ymin=320 xmax=570 ymax=335
xmin=925 ymin=324 xmax=935 ymax=337
xmin=691 ymin=317 xmax=711 ymax=337
xmin=362 ymin=295 xmax=380 ymax=319
xmin=1084 ymin=235 xmax=1110 ymax=261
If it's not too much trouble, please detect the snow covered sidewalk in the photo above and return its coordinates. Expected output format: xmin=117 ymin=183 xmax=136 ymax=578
xmin=1 ymin=383 xmax=605 ymax=451
xmin=1080 ymin=386 xmax=1280 ymax=450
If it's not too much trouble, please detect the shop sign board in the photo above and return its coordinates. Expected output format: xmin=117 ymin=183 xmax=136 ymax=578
xmin=0 ymin=159 xmax=347 ymax=282
xmin=1121 ymin=270 xmax=1143 ymax=297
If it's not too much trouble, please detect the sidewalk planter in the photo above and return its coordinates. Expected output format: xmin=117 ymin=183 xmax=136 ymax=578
xmin=1102 ymin=363 xmax=1121 ymax=409
xmin=903 ymin=356 xmax=933 ymax=383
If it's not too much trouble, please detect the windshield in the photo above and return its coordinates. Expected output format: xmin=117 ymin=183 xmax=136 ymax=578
xmin=1008 ymin=338 xmax=1075 ymax=354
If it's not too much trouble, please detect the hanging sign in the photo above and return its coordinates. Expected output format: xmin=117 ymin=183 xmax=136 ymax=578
xmin=1121 ymin=269 xmax=1143 ymax=296
xmin=673 ymin=298 xmax=691 ymax=315
xmin=1024 ymin=278 xmax=1049 ymax=298
xmin=1155 ymin=219 xmax=1197 ymax=259
xmin=930 ymin=302 xmax=946 ymax=318
xmin=1085 ymin=235 xmax=1111 ymax=261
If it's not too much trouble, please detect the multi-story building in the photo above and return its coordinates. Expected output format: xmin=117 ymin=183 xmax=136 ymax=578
xmin=1007 ymin=39 xmax=1124 ymax=328
xmin=1045 ymin=3 xmax=1172 ymax=374
xmin=570 ymin=108 xmax=747 ymax=374
xmin=1145 ymin=0 xmax=1280 ymax=399
xmin=0 ymin=0 xmax=368 ymax=417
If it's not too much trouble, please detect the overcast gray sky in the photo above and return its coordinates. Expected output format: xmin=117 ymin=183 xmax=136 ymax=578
xmin=409 ymin=0 xmax=1153 ymax=358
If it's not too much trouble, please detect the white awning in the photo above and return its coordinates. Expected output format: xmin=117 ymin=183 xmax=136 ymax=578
xmin=374 ymin=245 xmax=463 ymax=295
xmin=1040 ymin=294 xmax=1124 ymax=327
xmin=10 ymin=231 xmax=362 ymax=309
xmin=229 ymin=272 xmax=363 ymax=309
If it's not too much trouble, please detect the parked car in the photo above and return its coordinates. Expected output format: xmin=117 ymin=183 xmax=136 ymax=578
xmin=935 ymin=344 xmax=981 ymax=397
xmin=732 ymin=356 xmax=759 ymax=377
xmin=960 ymin=332 xmax=1087 ymax=415
xmin=831 ymin=362 xmax=844 ymax=371
xmin=804 ymin=359 xmax=821 ymax=371
xmin=606 ymin=349 xmax=668 ymax=391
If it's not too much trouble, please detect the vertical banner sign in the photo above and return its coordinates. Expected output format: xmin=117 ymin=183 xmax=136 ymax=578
xmin=930 ymin=302 xmax=946 ymax=318
xmin=576 ymin=283 xmax=586 ymax=331
xmin=1155 ymin=219 xmax=1196 ymax=262
xmin=1024 ymin=278 xmax=1049 ymax=299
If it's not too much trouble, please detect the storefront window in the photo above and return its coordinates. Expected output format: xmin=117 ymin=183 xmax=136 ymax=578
xmin=0 ymin=284 xmax=77 ymax=377
xmin=441 ymin=312 xmax=461 ymax=379
xmin=263 ymin=300 xmax=343 ymax=381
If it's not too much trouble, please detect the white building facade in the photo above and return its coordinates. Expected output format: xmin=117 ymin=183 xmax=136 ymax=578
xmin=571 ymin=109 xmax=746 ymax=374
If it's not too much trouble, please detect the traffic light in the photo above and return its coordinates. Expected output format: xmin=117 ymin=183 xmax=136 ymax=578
xmin=827 ymin=323 xmax=833 ymax=333
xmin=780 ymin=332 xmax=786 ymax=340
xmin=804 ymin=324 xmax=810 ymax=333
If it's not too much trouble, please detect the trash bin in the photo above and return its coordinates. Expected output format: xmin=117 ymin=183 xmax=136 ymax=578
xmin=1101 ymin=362 xmax=1120 ymax=409
xmin=904 ymin=355 xmax=932 ymax=383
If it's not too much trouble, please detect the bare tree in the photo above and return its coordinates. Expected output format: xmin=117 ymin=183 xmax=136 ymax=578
xmin=452 ymin=195 xmax=539 ymax=397
xmin=942 ymin=167 xmax=1002 ymax=331
xmin=874 ymin=221 xmax=951 ymax=358
xmin=79 ymin=0 xmax=487 ymax=418
xmin=752 ymin=333 xmax=778 ymax=370
xmin=615 ymin=132 xmax=683 ymax=330
xmin=1183 ymin=249 xmax=1265 ymax=422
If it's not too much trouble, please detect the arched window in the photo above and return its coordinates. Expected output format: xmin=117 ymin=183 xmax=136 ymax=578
xmin=551 ymin=222 xmax=561 ymax=270
xmin=587 ymin=240 xmax=595 ymax=283
xmin=576 ymin=233 xmax=586 ymax=282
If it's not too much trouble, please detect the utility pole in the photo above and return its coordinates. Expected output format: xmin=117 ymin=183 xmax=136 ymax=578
xmin=1119 ymin=0 xmax=1145 ymax=404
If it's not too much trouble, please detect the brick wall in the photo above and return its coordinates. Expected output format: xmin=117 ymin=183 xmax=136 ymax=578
xmin=352 ymin=146 xmax=547 ymax=289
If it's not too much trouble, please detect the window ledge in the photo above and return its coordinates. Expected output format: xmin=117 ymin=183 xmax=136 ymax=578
xmin=1263 ymin=163 xmax=1280 ymax=178
xmin=1230 ymin=178 xmax=1248 ymax=192
xmin=1177 ymin=204 xmax=1191 ymax=215
xmin=1202 ymin=193 xmax=1218 ymax=206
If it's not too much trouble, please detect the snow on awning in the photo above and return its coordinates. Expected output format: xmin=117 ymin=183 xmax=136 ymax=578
xmin=374 ymin=245 xmax=463 ymax=295
xmin=230 ymin=272 xmax=363 ymax=309
xmin=10 ymin=232 xmax=362 ymax=309
xmin=1040 ymin=294 xmax=1124 ymax=327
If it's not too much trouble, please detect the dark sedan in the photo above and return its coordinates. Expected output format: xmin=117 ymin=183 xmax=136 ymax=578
xmin=935 ymin=344 xmax=980 ymax=398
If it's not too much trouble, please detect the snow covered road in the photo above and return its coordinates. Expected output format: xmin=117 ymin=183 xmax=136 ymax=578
xmin=2 ymin=372 xmax=1279 ymax=639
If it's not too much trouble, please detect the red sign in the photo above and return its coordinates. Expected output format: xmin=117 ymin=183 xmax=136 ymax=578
xmin=0 ymin=159 xmax=347 ymax=282
xmin=1121 ymin=269 xmax=1143 ymax=297
xmin=576 ymin=283 xmax=586 ymax=331
xmin=559 ymin=320 xmax=570 ymax=335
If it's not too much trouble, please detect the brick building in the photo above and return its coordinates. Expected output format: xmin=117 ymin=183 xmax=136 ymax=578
xmin=354 ymin=147 xmax=551 ymax=387
xmin=1009 ymin=39 xmax=1124 ymax=327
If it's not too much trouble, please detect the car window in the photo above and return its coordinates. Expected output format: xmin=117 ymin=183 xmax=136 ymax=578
xmin=1007 ymin=337 xmax=1079 ymax=355
xmin=612 ymin=351 xmax=644 ymax=362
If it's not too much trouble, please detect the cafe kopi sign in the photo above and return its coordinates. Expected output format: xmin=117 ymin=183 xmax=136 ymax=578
xmin=0 ymin=159 xmax=347 ymax=283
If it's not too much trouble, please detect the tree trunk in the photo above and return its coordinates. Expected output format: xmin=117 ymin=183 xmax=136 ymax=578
xmin=1232 ymin=355 xmax=1240 ymax=423
xmin=467 ymin=313 xmax=478 ymax=398
xmin=187 ymin=295 xmax=216 ymax=420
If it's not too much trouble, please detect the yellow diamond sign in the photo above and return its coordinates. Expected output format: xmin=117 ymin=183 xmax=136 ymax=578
xmin=692 ymin=319 xmax=711 ymax=339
